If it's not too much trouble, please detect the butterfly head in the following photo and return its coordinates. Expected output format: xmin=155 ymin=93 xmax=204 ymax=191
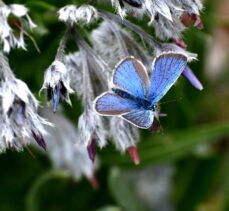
xmin=152 ymin=104 xmax=161 ymax=117
xmin=152 ymin=105 xmax=156 ymax=112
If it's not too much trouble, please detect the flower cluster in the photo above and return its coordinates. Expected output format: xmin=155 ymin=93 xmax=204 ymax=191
xmin=108 ymin=0 xmax=203 ymax=44
xmin=40 ymin=107 xmax=98 ymax=186
xmin=0 ymin=52 xmax=51 ymax=152
xmin=58 ymin=4 xmax=98 ymax=25
xmin=0 ymin=2 xmax=36 ymax=52
xmin=38 ymin=2 xmax=204 ymax=167
xmin=40 ymin=60 xmax=74 ymax=113
xmin=0 ymin=0 xmax=205 ymax=184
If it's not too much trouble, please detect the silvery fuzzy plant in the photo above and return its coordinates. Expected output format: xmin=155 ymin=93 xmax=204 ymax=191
xmin=40 ymin=1 xmax=204 ymax=166
xmin=0 ymin=1 xmax=51 ymax=152
xmin=0 ymin=0 xmax=37 ymax=53
xmin=40 ymin=107 xmax=99 ymax=187
xmin=0 ymin=51 xmax=52 ymax=152
xmin=0 ymin=0 xmax=204 ymax=178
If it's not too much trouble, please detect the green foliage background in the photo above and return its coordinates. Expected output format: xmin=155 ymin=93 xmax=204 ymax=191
xmin=1 ymin=0 xmax=229 ymax=210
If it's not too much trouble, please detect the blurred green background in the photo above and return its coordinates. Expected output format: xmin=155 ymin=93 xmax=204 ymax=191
xmin=1 ymin=0 xmax=229 ymax=210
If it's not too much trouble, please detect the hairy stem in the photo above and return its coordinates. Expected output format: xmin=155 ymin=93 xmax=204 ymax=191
xmin=98 ymin=10 xmax=162 ymax=50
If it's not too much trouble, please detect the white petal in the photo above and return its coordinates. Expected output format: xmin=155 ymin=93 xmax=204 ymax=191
xmin=25 ymin=14 xmax=37 ymax=28
xmin=1 ymin=86 xmax=15 ymax=113
xmin=58 ymin=5 xmax=78 ymax=24
xmin=9 ymin=4 xmax=28 ymax=17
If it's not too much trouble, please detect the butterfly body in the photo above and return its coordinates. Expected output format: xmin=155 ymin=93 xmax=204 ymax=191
xmin=94 ymin=53 xmax=188 ymax=129
xmin=112 ymin=88 xmax=153 ymax=111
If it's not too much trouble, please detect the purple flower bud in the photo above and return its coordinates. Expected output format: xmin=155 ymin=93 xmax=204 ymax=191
xmin=87 ymin=138 xmax=97 ymax=163
xmin=53 ymin=84 xmax=61 ymax=113
xmin=182 ymin=66 xmax=203 ymax=90
xmin=41 ymin=60 xmax=74 ymax=113
xmin=31 ymin=130 xmax=47 ymax=151
xmin=15 ymin=100 xmax=26 ymax=125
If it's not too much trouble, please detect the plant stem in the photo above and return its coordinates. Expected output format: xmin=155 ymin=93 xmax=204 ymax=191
xmin=98 ymin=10 xmax=162 ymax=50
xmin=25 ymin=170 xmax=70 ymax=211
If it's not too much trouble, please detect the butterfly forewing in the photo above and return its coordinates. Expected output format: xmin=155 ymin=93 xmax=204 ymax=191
xmin=113 ymin=57 xmax=150 ymax=99
xmin=122 ymin=109 xmax=154 ymax=129
xmin=94 ymin=92 xmax=138 ymax=116
xmin=149 ymin=53 xmax=188 ymax=104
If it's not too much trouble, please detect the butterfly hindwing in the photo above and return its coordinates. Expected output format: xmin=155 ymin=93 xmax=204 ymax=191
xmin=94 ymin=92 xmax=138 ymax=116
xmin=149 ymin=53 xmax=188 ymax=104
xmin=113 ymin=57 xmax=150 ymax=99
xmin=122 ymin=109 xmax=154 ymax=129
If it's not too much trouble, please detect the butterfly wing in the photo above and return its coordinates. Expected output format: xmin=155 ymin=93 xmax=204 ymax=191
xmin=149 ymin=53 xmax=188 ymax=104
xmin=113 ymin=56 xmax=150 ymax=99
xmin=94 ymin=92 xmax=139 ymax=116
xmin=122 ymin=109 xmax=154 ymax=129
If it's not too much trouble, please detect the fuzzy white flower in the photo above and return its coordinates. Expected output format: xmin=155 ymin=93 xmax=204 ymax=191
xmin=1 ymin=78 xmax=38 ymax=114
xmin=41 ymin=60 xmax=74 ymax=113
xmin=91 ymin=21 xmax=150 ymax=69
xmin=0 ymin=3 xmax=36 ymax=53
xmin=41 ymin=107 xmax=98 ymax=182
xmin=111 ymin=0 xmax=144 ymax=18
xmin=109 ymin=117 xmax=140 ymax=165
xmin=109 ymin=117 xmax=139 ymax=152
xmin=146 ymin=0 xmax=203 ymax=39
xmin=10 ymin=4 xmax=28 ymax=16
xmin=0 ymin=78 xmax=51 ymax=152
xmin=77 ymin=110 xmax=107 ymax=148
xmin=172 ymin=0 xmax=203 ymax=15
xmin=58 ymin=4 xmax=98 ymax=25
xmin=66 ymin=51 xmax=110 ymax=151
xmin=152 ymin=13 xmax=185 ymax=40
xmin=76 ymin=5 xmax=98 ymax=24
xmin=74 ymin=49 xmax=107 ymax=148
xmin=108 ymin=0 xmax=203 ymax=40
xmin=9 ymin=4 xmax=37 ymax=29
xmin=65 ymin=52 xmax=84 ymax=97
xmin=145 ymin=0 xmax=173 ymax=22
xmin=58 ymin=5 xmax=78 ymax=25
xmin=0 ymin=6 xmax=14 ymax=52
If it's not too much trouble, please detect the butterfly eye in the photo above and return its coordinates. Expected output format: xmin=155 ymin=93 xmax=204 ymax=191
xmin=121 ymin=0 xmax=143 ymax=8
xmin=152 ymin=105 xmax=159 ymax=112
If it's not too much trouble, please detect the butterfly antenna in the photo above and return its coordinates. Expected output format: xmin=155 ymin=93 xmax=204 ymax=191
xmin=158 ymin=97 xmax=182 ymax=106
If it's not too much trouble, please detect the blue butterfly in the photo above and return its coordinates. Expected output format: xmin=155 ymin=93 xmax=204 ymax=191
xmin=93 ymin=53 xmax=188 ymax=129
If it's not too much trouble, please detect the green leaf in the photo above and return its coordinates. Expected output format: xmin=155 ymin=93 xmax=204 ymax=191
xmin=95 ymin=206 xmax=122 ymax=211
xmin=101 ymin=122 xmax=229 ymax=167
xmin=27 ymin=1 xmax=57 ymax=11
xmin=108 ymin=168 xmax=146 ymax=211
xmin=26 ymin=170 xmax=71 ymax=211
